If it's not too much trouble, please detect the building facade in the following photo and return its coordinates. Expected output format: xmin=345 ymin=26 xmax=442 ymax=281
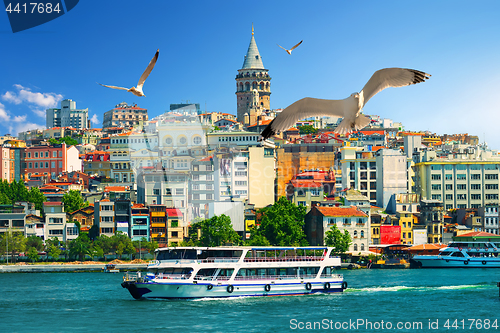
xmin=102 ymin=102 xmax=148 ymax=129
xmin=46 ymin=99 xmax=88 ymax=130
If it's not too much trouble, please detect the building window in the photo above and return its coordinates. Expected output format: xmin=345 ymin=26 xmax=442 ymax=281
xmin=153 ymin=189 xmax=160 ymax=195
xmin=175 ymin=188 xmax=184 ymax=195
xmin=431 ymin=174 xmax=441 ymax=180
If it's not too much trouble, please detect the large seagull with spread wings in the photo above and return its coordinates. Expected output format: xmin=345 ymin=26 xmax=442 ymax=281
xmin=261 ymin=68 xmax=430 ymax=139
xmin=98 ymin=49 xmax=159 ymax=97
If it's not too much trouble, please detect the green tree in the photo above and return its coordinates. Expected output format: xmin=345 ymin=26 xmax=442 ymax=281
xmin=245 ymin=233 xmax=271 ymax=246
xmin=90 ymin=244 xmax=104 ymax=261
xmin=26 ymin=235 xmax=44 ymax=251
xmin=146 ymin=239 xmax=159 ymax=255
xmin=48 ymin=244 xmax=62 ymax=261
xmin=0 ymin=232 xmax=26 ymax=263
xmin=68 ymin=233 xmax=92 ymax=261
xmin=27 ymin=187 xmax=47 ymax=213
xmin=324 ymin=224 xmax=352 ymax=254
xmin=94 ymin=235 xmax=112 ymax=258
xmin=26 ymin=247 xmax=39 ymax=263
xmin=189 ymin=214 xmax=241 ymax=247
xmin=298 ymin=124 xmax=318 ymax=135
xmin=88 ymin=224 xmax=99 ymax=241
xmin=62 ymin=190 xmax=86 ymax=213
xmin=251 ymin=197 xmax=308 ymax=246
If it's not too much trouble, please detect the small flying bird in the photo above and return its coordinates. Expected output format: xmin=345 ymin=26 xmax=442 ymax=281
xmin=260 ymin=68 xmax=431 ymax=139
xmin=277 ymin=40 xmax=303 ymax=55
xmin=98 ymin=49 xmax=159 ymax=97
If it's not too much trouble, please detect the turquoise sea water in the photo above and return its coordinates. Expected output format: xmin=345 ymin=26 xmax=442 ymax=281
xmin=2 ymin=269 xmax=500 ymax=332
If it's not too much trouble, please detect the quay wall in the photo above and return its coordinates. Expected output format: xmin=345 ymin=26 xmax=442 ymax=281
xmin=0 ymin=263 xmax=148 ymax=273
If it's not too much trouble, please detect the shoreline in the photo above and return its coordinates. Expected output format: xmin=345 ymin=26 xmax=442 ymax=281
xmin=0 ymin=263 xmax=148 ymax=273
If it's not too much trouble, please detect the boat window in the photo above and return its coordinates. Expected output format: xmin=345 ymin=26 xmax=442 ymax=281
xmin=195 ymin=268 xmax=217 ymax=279
xmin=320 ymin=266 xmax=337 ymax=276
xmin=217 ymin=268 xmax=234 ymax=278
xmin=451 ymin=252 xmax=465 ymax=257
xmin=440 ymin=251 xmax=452 ymax=256
xmin=299 ymin=267 xmax=320 ymax=277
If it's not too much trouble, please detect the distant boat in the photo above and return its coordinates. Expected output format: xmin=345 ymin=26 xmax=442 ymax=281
xmin=103 ymin=264 xmax=120 ymax=273
xmin=121 ymin=246 xmax=347 ymax=299
xmin=411 ymin=241 xmax=500 ymax=268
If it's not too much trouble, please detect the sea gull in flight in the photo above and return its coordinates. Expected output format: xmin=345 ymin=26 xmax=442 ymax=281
xmin=277 ymin=40 xmax=303 ymax=55
xmin=261 ymin=68 xmax=430 ymax=139
xmin=98 ymin=49 xmax=159 ymax=97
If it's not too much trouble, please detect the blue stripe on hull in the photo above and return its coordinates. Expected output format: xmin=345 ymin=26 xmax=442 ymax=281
xmin=141 ymin=288 xmax=344 ymax=299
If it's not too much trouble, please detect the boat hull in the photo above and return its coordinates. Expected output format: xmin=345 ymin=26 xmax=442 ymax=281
xmin=412 ymin=256 xmax=500 ymax=268
xmin=122 ymin=279 xmax=345 ymax=299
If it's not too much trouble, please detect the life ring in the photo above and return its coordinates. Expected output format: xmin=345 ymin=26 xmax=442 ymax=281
xmin=264 ymin=284 xmax=271 ymax=292
xmin=324 ymin=282 xmax=331 ymax=290
xmin=305 ymin=283 xmax=312 ymax=291
xmin=464 ymin=261 xmax=468 ymax=265
xmin=445 ymin=259 xmax=449 ymax=262
xmin=459 ymin=248 xmax=462 ymax=251
xmin=227 ymin=285 xmax=234 ymax=293
xmin=482 ymin=261 xmax=487 ymax=265
xmin=341 ymin=281 xmax=348 ymax=290
xmin=207 ymin=284 xmax=213 ymax=290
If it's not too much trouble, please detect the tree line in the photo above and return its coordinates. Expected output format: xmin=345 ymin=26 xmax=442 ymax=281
xmin=0 ymin=231 xmax=158 ymax=263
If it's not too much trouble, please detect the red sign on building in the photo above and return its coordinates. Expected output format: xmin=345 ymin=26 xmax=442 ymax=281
xmin=380 ymin=225 xmax=401 ymax=244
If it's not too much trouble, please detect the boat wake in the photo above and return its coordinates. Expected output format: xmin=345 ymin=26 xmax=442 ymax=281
xmin=346 ymin=284 xmax=490 ymax=293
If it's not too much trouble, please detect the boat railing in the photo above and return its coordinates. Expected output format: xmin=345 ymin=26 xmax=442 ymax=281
xmin=318 ymin=274 xmax=343 ymax=279
xmin=233 ymin=274 xmax=320 ymax=281
xmin=243 ymin=256 xmax=324 ymax=263
xmin=199 ymin=258 xmax=240 ymax=263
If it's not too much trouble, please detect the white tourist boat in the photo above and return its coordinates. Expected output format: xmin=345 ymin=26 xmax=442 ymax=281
xmin=121 ymin=246 xmax=347 ymax=299
xmin=412 ymin=241 xmax=500 ymax=268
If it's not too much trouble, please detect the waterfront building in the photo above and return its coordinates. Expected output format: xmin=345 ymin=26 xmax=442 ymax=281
xmin=0 ymin=204 xmax=27 ymax=237
xmin=286 ymin=170 xmax=333 ymax=210
xmin=413 ymin=147 xmax=500 ymax=210
xmin=131 ymin=204 xmax=149 ymax=241
xmin=478 ymin=205 xmax=499 ymax=235
xmin=43 ymin=202 xmax=67 ymax=242
xmin=25 ymin=214 xmax=44 ymax=238
xmin=136 ymin=169 xmax=189 ymax=225
xmin=0 ymin=146 xmax=14 ymax=181
xmin=190 ymin=155 xmax=215 ymax=220
xmin=396 ymin=211 xmax=414 ymax=245
xmin=46 ymin=99 xmax=88 ymax=130
xmin=375 ymin=149 xmax=409 ymax=209
xmin=94 ymin=199 xmax=115 ymax=237
xmin=102 ymin=102 xmax=148 ymax=129
xmin=305 ymin=205 xmax=370 ymax=252
xmin=109 ymin=133 xmax=135 ymax=185
xmin=236 ymin=26 xmax=271 ymax=124
xmin=419 ymin=199 xmax=444 ymax=244
xmin=67 ymin=205 xmax=94 ymax=232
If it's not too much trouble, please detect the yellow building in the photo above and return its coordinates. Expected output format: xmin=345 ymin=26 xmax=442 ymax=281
xmin=396 ymin=211 xmax=414 ymax=245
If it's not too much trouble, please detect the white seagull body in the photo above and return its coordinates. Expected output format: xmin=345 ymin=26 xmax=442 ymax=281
xmin=98 ymin=49 xmax=159 ymax=97
xmin=277 ymin=40 xmax=303 ymax=55
xmin=261 ymin=68 xmax=430 ymax=139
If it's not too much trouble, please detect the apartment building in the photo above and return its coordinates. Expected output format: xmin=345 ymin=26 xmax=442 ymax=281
xmin=46 ymin=99 xmax=88 ymax=130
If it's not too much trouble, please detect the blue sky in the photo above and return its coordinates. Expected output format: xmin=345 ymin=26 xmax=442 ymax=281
xmin=2 ymin=1 xmax=500 ymax=148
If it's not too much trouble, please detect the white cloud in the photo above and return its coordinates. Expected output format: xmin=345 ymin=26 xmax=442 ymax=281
xmin=13 ymin=115 xmax=27 ymax=122
xmin=14 ymin=122 xmax=45 ymax=135
xmin=90 ymin=114 xmax=99 ymax=124
xmin=1 ymin=85 xmax=63 ymax=118
xmin=0 ymin=102 xmax=10 ymax=122
xmin=32 ymin=109 xmax=46 ymax=118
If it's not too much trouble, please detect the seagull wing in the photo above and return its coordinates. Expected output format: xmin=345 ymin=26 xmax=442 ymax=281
xmin=277 ymin=44 xmax=288 ymax=51
xmin=360 ymin=68 xmax=430 ymax=107
xmin=289 ymin=40 xmax=303 ymax=51
xmin=261 ymin=97 xmax=344 ymax=139
xmin=98 ymin=83 xmax=129 ymax=91
xmin=137 ymin=49 xmax=159 ymax=88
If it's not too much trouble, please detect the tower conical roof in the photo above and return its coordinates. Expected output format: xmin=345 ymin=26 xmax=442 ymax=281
xmin=242 ymin=30 xmax=265 ymax=70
